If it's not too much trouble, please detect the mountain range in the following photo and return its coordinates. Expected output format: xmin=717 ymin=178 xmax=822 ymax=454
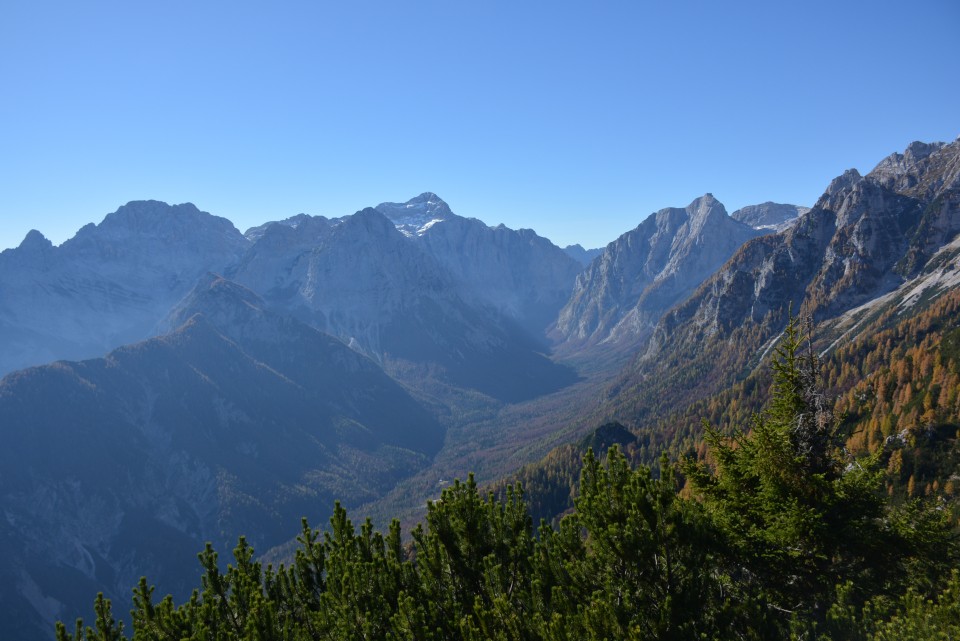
xmin=2 ymin=137 xmax=959 ymax=640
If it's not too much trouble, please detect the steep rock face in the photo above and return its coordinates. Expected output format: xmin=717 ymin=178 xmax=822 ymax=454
xmin=0 ymin=201 xmax=250 ymax=376
xmin=554 ymin=194 xmax=764 ymax=350
xmin=731 ymin=202 xmax=809 ymax=231
xmin=229 ymin=207 xmax=577 ymax=401
xmin=230 ymin=207 xmax=456 ymax=356
xmin=640 ymin=140 xmax=960 ymax=388
xmin=0 ymin=277 xmax=444 ymax=638
xmin=376 ymin=193 xmax=584 ymax=337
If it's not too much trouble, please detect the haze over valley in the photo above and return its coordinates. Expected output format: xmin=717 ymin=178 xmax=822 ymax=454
xmin=3 ymin=2 xmax=960 ymax=639
xmin=2 ymin=137 xmax=960 ymax=638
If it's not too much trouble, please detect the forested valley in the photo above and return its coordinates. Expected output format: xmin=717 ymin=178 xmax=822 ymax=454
xmin=58 ymin=321 xmax=960 ymax=641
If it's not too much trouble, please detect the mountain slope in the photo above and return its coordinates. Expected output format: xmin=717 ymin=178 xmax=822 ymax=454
xmin=0 ymin=276 xmax=443 ymax=639
xmin=607 ymin=139 xmax=960 ymax=424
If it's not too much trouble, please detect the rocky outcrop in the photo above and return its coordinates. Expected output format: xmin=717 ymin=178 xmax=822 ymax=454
xmin=554 ymin=194 xmax=765 ymax=350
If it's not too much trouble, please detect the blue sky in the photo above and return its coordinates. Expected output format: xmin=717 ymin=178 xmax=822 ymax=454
xmin=2 ymin=0 xmax=958 ymax=252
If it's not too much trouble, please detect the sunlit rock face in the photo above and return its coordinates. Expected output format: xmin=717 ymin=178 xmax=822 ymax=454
xmin=376 ymin=193 xmax=584 ymax=338
xmin=554 ymin=193 xmax=765 ymax=351
xmin=647 ymin=139 xmax=960 ymax=357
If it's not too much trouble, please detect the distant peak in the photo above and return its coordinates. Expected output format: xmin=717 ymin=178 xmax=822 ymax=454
xmin=375 ymin=193 xmax=455 ymax=237
xmin=18 ymin=229 xmax=52 ymax=251
xmin=904 ymin=140 xmax=944 ymax=159
xmin=730 ymin=202 xmax=808 ymax=231
xmin=868 ymin=140 xmax=948 ymax=181
xmin=687 ymin=193 xmax=727 ymax=220
xmin=826 ymin=168 xmax=863 ymax=195
xmin=344 ymin=207 xmax=399 ymax=234
xmin=115 ymin=200 xmax=199 ymax=214
xmin=411 ymin=192 xmax=443 ymax=203
xmin=102 ymin=200 xmax=201 ymax=229
xmin=162 ymin=274 xmax=265 ymax=335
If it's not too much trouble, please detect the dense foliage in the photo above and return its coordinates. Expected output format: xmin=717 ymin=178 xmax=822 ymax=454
xmin=59 ymin=320 xmax=958 ymax=640
xmin=603 ymin=289 xmax=960 ymax=513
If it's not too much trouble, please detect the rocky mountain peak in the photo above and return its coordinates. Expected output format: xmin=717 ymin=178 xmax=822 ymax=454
xmin=815 ymin=169 xmax=864 ymax=212
xmin=168 ymin=273 xmax=262 ymax=319
xmin=871 ymin=141 xmax=946 ymax=179
xmin=244 ymin=213 xmax=316 ymax=242
xmin=563 ymin=244 xmax=603 ymax=266
xmin=0 ymin=229 xmax=55 ymax=271
xmin=0 ymin=200 xmax=251 ymax=377
xmin=67 ymin=200 xmax=248 ymax=256
xmin=17 ymin=229 xmax=53 ymax=252
xmin=161 ymin=273 xmax=305 ymax=347
xmin=343 ymin=207 xmax=405 ymax=239
xmin=555 ymin=194 xmax=764 ymax=351
xmin=867 ymin=139 xmax=960 ymax=201
xmin=684 ymin=193 xmax=729 ymax=232
xmin=375 ymin=193 xmax=454 ymax=237
xmin=826 ymin=168 xmax=863 ymax=196
xmin=691 ymin=192 xmax=720 ymax=212
xmin=102 ymin=199 xmax=200 ymax=229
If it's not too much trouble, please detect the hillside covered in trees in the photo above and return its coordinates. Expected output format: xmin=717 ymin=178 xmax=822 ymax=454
xmin=58 ymin=321 xmax=960 ymax=640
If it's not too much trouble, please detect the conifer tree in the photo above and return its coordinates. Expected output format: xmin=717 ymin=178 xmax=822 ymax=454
xmin=683 ymin=316 xmax=955 ymax=635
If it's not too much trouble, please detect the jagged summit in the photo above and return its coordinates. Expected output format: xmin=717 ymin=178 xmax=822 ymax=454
xmin=100 ymin=200 xmax=201 ymax=229
xmin=870 ymin=141 xmax=946 ymax=178
xmin=375 ymin=192 xmax=454 ymax=237
xmin=683 ymin=193 xmax=729 ymax=231
xmin=818 ymin=168 xmax=864 ymax=206
xmin=554 ymin=194 xmax=764 ymax=351
xmin=67 ymin=200 xmax=247 ymax=254
xmin=17 ymin=229 xmax=52 ymax=251
xmin=639 ymin=137 xmax=960 ymax=390
xmin=0 ymin=200 xmax=250 ymax=377
xmin=867 ymin=138 xmax=960 ymax=201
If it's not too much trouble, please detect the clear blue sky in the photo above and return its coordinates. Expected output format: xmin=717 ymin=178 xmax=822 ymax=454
xmin=2 ymin=0 xmax=958 ymax=252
